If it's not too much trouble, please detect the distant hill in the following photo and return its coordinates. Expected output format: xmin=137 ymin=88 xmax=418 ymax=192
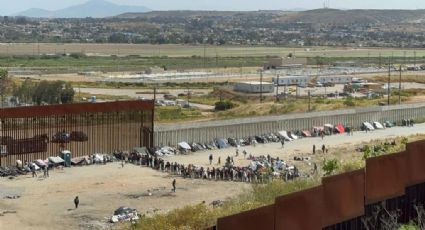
xmin=279 ymin=8 xmax=425 ymax=25
xmin=15 ymin=0 xmax=151 ymax=18
xmin=117 ymin=8 xmax=425 ymax=25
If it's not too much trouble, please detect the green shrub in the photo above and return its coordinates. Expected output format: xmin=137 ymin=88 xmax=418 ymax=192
xmin=215 ymin=100 xmax=235 ymax=111
xmin=322 ymin=159 xmax=339 ymax=176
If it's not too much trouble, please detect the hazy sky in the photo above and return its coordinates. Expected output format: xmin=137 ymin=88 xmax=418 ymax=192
xmin=1 ymin=0 xmax=425 ymax=15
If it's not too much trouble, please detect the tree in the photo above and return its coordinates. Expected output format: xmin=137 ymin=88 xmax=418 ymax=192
xmin=0 ymin=69 xmax=14 ymax=107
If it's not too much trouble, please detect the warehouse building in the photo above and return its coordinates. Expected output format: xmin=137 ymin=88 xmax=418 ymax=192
xmin=272 ymin=75 xmax=310 ymax=87
xmin=317 ymin=75 xmax=353 ymax=85
xmin=234 ymin=82 xmax=275 ymax=93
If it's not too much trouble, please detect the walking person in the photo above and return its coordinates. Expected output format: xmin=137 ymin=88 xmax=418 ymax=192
xmin=74 ymin=196 xmax=79 ymax=209
xmin=172 ymin=179 xmax=176 ymax=192
xmin=43 ymin=166 xmax=47 ymax=178
xmin=313 ymin=144 xmax=316 ymax=155
xmin=243 ymin=150 xmax=247 ymax=159
xmin=209 ymin=154 xmax=213 ymax=165
xmin=281 ymin=139 xmax=285 ymax=148
xmin=322 ymin=144 xmax=326 ymax=154
xmin=46 ymin=166 xmax=49 ymax=177
xmin=321 ymin=131 xmax=324 ymax=140
xmin=217 ymin=156 xmax=221 ymax=165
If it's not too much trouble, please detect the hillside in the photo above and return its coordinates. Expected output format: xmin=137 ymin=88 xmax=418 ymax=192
xmin=15 ymin=0 xmax=151 ymax=18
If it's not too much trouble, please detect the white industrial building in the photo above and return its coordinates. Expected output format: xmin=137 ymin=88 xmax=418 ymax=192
xmin=317 ymin=76 xmax=353 ymax=84
xmin=272 ymin=75 xmax=310 ymax=87
xmin=234 ymin=82 xmax=274 ymax=93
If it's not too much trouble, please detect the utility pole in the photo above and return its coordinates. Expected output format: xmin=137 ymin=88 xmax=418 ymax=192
xmin=260 ymin=70 xmax=263 ymax=103
xmin=187 ymin=86 xmax=190 ymax=108
xmin=414 ymin=50 xmax=417 ymax=69
xmin=399 ymin=65 xmax=402 ymax=105
xmin=387 ymin=56 xmax=391 ymax=105
xmin=275 ymin=75 xmax=280 ymax=102
xmin=308 ymin=90 xmax=311 ymax=112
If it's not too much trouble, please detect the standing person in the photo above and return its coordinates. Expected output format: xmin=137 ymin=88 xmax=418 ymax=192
xmin=321 ymin=131 xmax=324 ymax=140
xmin=46 ymin=166 xmax=49 ymax=177
xmin=31 ymin=165 xmax=37 ymax=178
xmin=313 ymin=144 xmax=316 ymax=155
xmin=235 ymin=148 xmax=239 ymax=157
xmin=281 ymin=139 xmax=285 ymax=148
xmin=209 ymin=154 xmax=213 ymax=165
xmin=322 ymin=144 xmax=326 ymax=154
xmin=121 ymin=160 xmax=125 ymax=168
xmin=74 ymin=196 xmax=79 ymax=209
xmin=43 ymin=166 xmax=47 ymax=178
xmin=217 ymin=156 xmax=221 ymax=165
xmin=172 ymin=179 xmax=176 ymax=192
xmin=313 ymin=162 xmax=318 ymax=174
xmin=243 ymin=150 xmax=247 ymax=159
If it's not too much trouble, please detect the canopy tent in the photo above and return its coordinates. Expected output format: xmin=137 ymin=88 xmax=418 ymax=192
xmin=373 ymin=122 xmax=384 ymax=129
xmin=278 ymin=131 xmax=293 ymax=141
xmin=178 ymin=142 xmax=191 ymax=150
xmin=335 ymin=124 xmax=345 ymax=133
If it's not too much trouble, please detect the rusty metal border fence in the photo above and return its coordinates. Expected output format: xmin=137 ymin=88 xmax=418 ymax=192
xmin=0 ymin=100 xmax=154 ymax=167
xmin=211 ymin=140 xmax=425 ymax=230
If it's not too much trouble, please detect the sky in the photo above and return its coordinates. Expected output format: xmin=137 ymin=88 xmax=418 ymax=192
xmin=1 ymin=0 xmax=425 ymax=15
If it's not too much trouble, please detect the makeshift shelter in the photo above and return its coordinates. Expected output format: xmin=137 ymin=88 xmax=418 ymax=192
xmin=71 ymin=156 xmax=89 ymax=166
xmin=133 ymin=147 xmax=147 ymax=154
xmin=288 ymin=132 xmax=298 ymax=140
xmin=302 ymin=130 xmax=312 ymax=137
xmin=278 ymin=131 xmax=293 ymax=141
xmin=48 ymin=156 xmax=65 ymax=166
xmin=335 ymin=124 xmax=345 ymax=134
xmin=215 ymin=139 xmax=228 ymax=149
xmin=373 ymin=122 xmax=384 ymax=129
xmin=362 ymin=122 xmax=375 ymax=131
xmin=35 ymin=159 xmax=47 ymax=167
xmin=178 ymin=142 xmax=191 ymax=150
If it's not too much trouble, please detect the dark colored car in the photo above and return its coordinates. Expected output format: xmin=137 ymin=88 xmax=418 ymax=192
xmin=52 ymin=131 xmax=70 ymax=143
xmin=70 ymin=131 xmax=88 ymax=142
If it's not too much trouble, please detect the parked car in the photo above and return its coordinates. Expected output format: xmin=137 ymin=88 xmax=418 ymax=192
xmin=52 ymin=131 xmax=70 ymax=143
xmin=70 ymin=131 xmax=88 ymax=142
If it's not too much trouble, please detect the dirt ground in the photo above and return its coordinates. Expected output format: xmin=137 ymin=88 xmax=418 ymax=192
xmin=1 ymin=123 xmax=424 ymax=230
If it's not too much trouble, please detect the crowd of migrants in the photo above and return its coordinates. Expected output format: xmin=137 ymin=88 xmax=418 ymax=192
xmin=115 ymin=149 xmax=307 ymax=183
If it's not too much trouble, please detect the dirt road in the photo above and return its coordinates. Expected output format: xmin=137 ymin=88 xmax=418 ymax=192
xmin=0 ymin=123 xmax=424 ymax=230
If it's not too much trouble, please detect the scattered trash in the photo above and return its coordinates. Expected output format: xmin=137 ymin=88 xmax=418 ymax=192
xmin=110 ymin=207 xmax=139 ymax=223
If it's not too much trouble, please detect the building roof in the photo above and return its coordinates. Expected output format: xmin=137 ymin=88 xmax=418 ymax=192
xmin=238 ymin=81 xmax=274 ymax=85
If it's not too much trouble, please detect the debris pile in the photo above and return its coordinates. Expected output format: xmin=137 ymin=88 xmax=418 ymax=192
xmin=110 ymin=207 xmax=139 ymax=223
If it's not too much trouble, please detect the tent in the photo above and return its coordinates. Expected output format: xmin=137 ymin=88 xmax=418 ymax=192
xmin=278 ymin=131 xmax=293 ymax=141
xmin=35 ymin=159 xmax=47 ymax=167
xmin=335 ymin=124 xmax=345 ymax=133
xmin=362 ymin=122 xmax=375 ymax=131
xmin=373 ymin=122 xmax=384 ymax=129
xmin=302 ymin=130 xmax=312 ymax=137
xmin=48 ymin=156 xmax=65 ymax=164
xmin=324 ymin=124 xmax=333 ymax=129
xmin=178 ymin=142 xmax=191 ymax=150
xmin=215 ymin=139 xmax=228 ymax=149
xmin=133 ymin=147 xmax=147 ymax=154
xmin=288 ymin=132 xmax=298 ymax=140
